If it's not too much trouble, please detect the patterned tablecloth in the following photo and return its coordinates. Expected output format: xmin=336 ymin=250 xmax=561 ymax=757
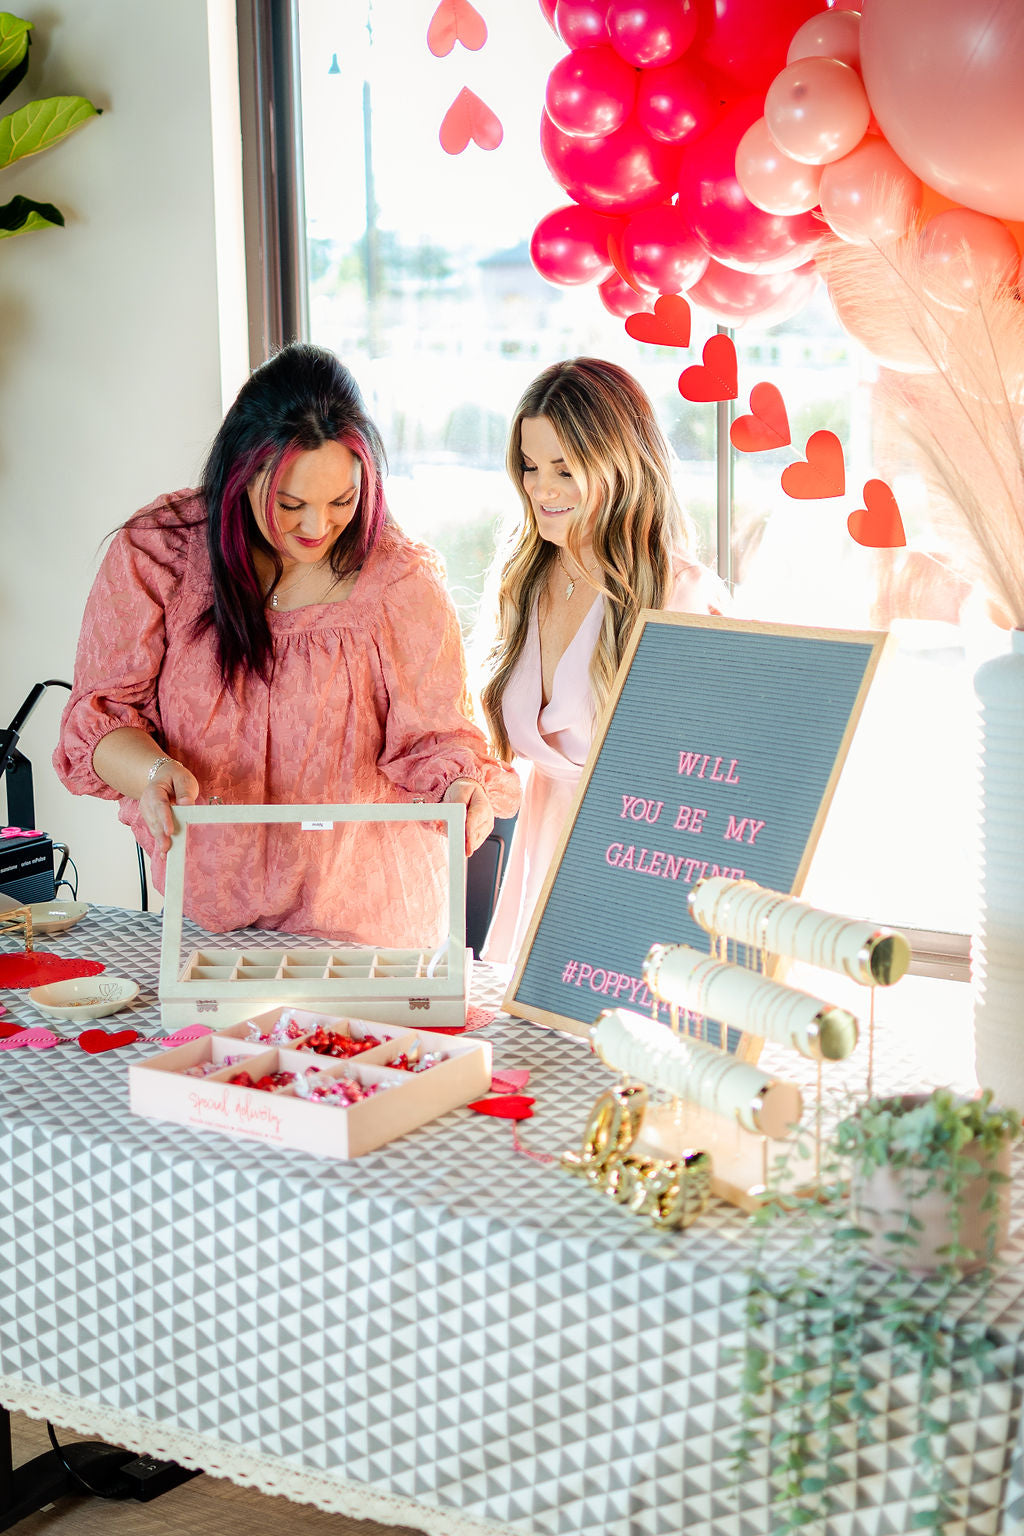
xmin=1 ymin=906 xmax=1023 ymax=1536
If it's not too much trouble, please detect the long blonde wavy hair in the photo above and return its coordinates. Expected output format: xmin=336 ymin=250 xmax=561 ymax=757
xmin=482 ymin=357 xmax=694 ymax=759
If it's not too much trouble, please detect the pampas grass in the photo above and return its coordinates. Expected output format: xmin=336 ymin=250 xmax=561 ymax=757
xmin=818 ymin=212 xmax=1024 ymax=628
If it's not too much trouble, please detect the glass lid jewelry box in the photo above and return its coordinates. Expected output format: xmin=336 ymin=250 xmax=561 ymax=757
xmin=158 ymin=803 xmax=472 ymax=1030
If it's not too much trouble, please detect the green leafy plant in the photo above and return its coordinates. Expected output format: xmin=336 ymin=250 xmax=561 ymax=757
xmin=737 ymin=1088 xmax=1020 ymax=1535
xmin=0 ymin=11 xmax=100 ymax=241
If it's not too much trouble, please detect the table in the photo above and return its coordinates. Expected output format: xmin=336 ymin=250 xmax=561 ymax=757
xmin=2 ymin=907 xmax=1023 ymax=1536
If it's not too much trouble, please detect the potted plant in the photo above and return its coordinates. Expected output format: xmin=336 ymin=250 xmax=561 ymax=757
xmin=737 ymin=1087 xmax=1020 ymax=1535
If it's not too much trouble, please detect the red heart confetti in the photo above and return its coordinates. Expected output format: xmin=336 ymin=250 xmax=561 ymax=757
xmin=678 ymin=334 xmax=738 ymax=402
xmin=427 ymin=0 xmax=487 ymax=56
xmin=156 ymin=1024 xmax=215 ymax=1048
xmin=729 ymin=382 xmax=791 ymax=453
xmin=780 ymin=429 xmax=846 ymax=499
xmin=0 ymin=954 xmax=104 ymax=989
xmin=848 ymin=479 xmax=907 ymax=547
xmin=491 ymin=1068 xmax=531 ymax=1094
xmin=0 ymin=1027 xmax=60 ymax=1050
xmin=624 ymin=294 xmax=692 ymax=349
xmin=468 ymin=1094 xmax=535 ymax=1119
xmin=439 ymin=88 xmax=503 ymax=155
xmin=0 ymin=1021 xmax=27 ymax=1039
xmin=78 ymin=1027 xmax=140 ymax=1054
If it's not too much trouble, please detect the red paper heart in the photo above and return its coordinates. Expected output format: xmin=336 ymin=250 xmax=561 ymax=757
xmin=848 ymin=479 xmax=907 ymax=548
xmin=0 ymin=1027 xmax=59 ymax=1050
xmin=439 ymin=88 xmax=503 ymax=154
xmin=678 ymin=334 xmax=738 ymax=402
xmin=78 ymin=1027 xmax=140 ymax=1054
xmin=491 ymin=1068 xmax=531 ymax=1094
xmin=469 ymin=1094 xmax=535 ymax=1119
xmin=427 ymin=0 xmax=487 ymax=56
xmin=780 ymin=429 xmax=846 ymax=499
xmin=729 ymin=382 xmax=791 ymax=453
xmin=0 ymin=1021 xmax=25 ymax=1038
xmin=0 ymin=954 xmax=104 ymax=989
xmin=624 ymin=294 xmax=692 ymax=348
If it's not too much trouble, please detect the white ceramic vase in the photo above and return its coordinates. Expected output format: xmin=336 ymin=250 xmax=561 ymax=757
xmin=972 ymin=629 xmax=1024 ymax=1109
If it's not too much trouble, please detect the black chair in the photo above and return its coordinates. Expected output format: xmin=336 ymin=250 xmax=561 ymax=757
xmin=465 ymin=813 xmax=517 ymax=959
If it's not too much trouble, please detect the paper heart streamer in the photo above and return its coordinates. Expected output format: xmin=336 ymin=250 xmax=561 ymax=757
xmin=780 ymin=430 xmax=846 ymax=499
xmin=848 ymin=479 xmax=907 ymax=548
xmin=677 ymin=334 xmax=738 ymax=402
xmin=0 ymin=953 xmax=104 ymax=989
xmin=156 ymin=1024 xmax=215 ymax=1048
xmin=78 ymin=1027 xmax=140 ymax=1055
xmin=427 ymin=0 xmax=487 ymax=56
xmin=490 ymin=1068 xmax=531 ymax=1094
xmin=729 ymin=382 xmax=791 ymax=453
xmin=624 ymin=295 xmax=692 ymax=348
xmin=439 ymin=88 xmax=503 ymax=155
xmin=0 ymin=1027 xmax=60 ymax=1050
xmin=468 ymin=1094 xmax=535 ymax=1119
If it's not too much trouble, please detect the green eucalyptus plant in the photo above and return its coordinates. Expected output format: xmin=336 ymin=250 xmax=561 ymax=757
xmin=0 ymin=11 xmax=100 ymax=241
xmin=737 ymin=1087 xmax=1020 ymax=1535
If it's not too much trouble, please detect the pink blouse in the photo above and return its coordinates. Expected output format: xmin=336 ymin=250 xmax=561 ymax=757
xmin=484 ymin=561 xmax=728 ymax=966
xmin=54 ymin=492 xmax=520 ymax=946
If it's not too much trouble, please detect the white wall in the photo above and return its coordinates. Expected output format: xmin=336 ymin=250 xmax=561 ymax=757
xmin=0 ymin=0 xmax=249 ymax=907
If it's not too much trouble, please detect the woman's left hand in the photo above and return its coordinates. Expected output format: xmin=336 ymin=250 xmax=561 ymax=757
xmin=442 ymin=778 xmax=495 ymax=856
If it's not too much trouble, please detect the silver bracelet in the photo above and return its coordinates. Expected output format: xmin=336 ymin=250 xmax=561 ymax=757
xmin=147 ymin=756 xmax=174 ymax=784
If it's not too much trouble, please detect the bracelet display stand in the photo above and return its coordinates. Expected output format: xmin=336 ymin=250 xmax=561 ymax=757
xmin=159 ymin=803 xmax=470 ymax=1030
xmin=594 ymin=877 xmax=910 ymax=1210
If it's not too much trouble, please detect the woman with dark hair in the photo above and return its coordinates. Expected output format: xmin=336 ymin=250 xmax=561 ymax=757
xmin=55 ymin=343 xmax=519 ymax=943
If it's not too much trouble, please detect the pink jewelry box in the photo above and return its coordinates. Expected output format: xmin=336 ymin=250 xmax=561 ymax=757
xmin=129 ymin=1007 xmax=492 ymax=1158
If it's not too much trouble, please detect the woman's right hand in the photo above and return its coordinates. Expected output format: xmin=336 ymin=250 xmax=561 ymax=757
xmin=139 ymin=759 xmax=200 ymax=855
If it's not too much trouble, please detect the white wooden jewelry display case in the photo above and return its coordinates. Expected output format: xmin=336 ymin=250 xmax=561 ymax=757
xmin=130 ymin=1007 xmax=492 ymax=1158
xmin=158 ymin=803 xmax=471 ymax=1030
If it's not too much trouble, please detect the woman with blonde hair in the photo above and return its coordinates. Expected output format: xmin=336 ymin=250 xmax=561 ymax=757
xmin=481 ymin=356 xmax=727 ymax=964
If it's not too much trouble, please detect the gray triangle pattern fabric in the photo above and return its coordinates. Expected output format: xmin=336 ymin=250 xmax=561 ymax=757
xmin=1 ymin=905 xmax=1023 ymax=1536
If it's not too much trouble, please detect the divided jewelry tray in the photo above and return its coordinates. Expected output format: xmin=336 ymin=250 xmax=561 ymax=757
xmin=158 ymin=803 xmax=471 ymax=1030
xmin=130 ymin=1006 xmax=492 ymax=1159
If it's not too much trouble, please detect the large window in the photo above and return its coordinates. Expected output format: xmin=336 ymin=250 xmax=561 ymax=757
xmin=288 ymin=0 xmax=1006 ymax=942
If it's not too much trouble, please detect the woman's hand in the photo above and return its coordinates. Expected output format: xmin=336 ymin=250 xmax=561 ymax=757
xmin=442 ymin=778 xmax=495 ymax=856
xmin=140 ymin=759 xmax=200 ymax=856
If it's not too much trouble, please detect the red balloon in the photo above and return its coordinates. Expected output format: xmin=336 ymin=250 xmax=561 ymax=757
xmin=688 ymin=258 xmax=818 ymax=326
xmin=545 ymin=45 xmax=638 ymax=138
xmin=530 ymin=204 xmax=621 ymax=284
xmin=555 ymin=0 xmax=610 ymax=49
xmin=618 ymin=204 xmax=709 ymax=292
xmin=677 ymin=99 xmax=822 ymax=273
xmin=692 ymin=0 xmax=823 ymax=95
xmin=607 ymin=0 xmax=698 ymax=69
xmin=599 ymin=271 xmax=655 ymax=315
xmin=541 ymin=109 xmax=682 ymax=213
xmin=636 ymin=57 xmax=718 ymax=144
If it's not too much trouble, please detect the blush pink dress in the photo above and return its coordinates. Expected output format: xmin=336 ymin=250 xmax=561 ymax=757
xmin=483 ymin=562 xmax=728 ymax=966
xmin=54 ymin=492 xmax=520 ymax=946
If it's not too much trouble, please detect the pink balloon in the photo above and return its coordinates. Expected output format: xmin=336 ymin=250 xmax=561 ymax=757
xmin=688 ymin=258 xmax=818 ymax=327
xmin=860 ymin=0 xmax=1024 ymax=221
xmin=735 ymin=116 xmax=822 ymax=216
xmin=555 ymin=0 xmax=610 ymax=48
xmin=677 ymin=99 xmax=823 ymax=273
xmin=541 ymin=109 xmax=682 ymax=213
xmin=546 ymin=44 xmax=638 ymax=137
xmin=818 ymin=135 xmax=921 ymax=244
xmin=918 ymin=208 xmax=1020 ymax=304
xmin=599 ymin=270 xmax=654 ymax=315
xmin=765 ymin=56 xmax=870 ymax=166
xmin=692 ymin=0 xmax=822 ymax=95
xmin=787 ymin=9 xmax=862 ymax=70
xmin=618 ymin=203 xmax=709 ymax=292
xmin=530 ymin=204 xmax=620 ymax=284
xmin=607 ymin=0 xmax=697 ymax=69
xmin=636 ymin=57 xmax=718 ymax=143
xmin=539 ymin=0 xmax=559 ymax=31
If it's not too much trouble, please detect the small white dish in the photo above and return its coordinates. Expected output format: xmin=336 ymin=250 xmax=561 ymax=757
xmin=26 ymin=900 xmax=90 ymax=936
xmin=28 ymin=975 xmax=140 ymax=1021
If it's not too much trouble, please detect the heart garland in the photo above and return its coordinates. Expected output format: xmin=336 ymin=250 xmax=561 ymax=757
xmin=678 ymin=334 xmax=738 ymax=402
xmin=624 ymin=295 xmax=692 ymax=349
xmin=0 ymin=1027 xmax=60 ymax=1050
xmin=156 ymin=1024 xmax=215 ymax=1048
xmin=439 ymin=88 xmax=503 ymax=154
xmin=729 ymin=382 xmax=791 ymax=453
xmin=780 ymin=430 xmax=846 ymax=500
xmin=427 ymin=0 xmax=487 ymax=56
xmin=78 ymin=1027 xmax=141 ymax=1054
xmin=490 ymin=1068 xmax=530 ymax=1094
xmin=848 ymin=479 xmax=907 ymax=547
xmin=469 ymin=1094 xmax=535 ymax=1119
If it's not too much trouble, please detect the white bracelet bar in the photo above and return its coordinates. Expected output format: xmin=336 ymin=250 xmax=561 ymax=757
xmin=643 ymin=943 xmax=858 ymax=1061
xmin=147 ymin=756 xmax=175 ymax=783
xmin=688 ymin=876 xmax=910 ymax=987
